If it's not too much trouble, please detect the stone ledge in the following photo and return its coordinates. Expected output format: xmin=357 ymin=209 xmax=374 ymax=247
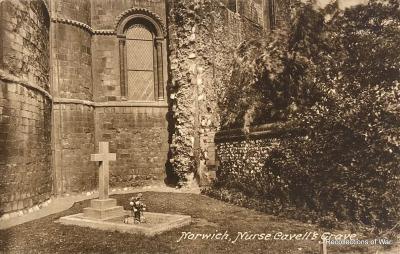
xmin=95 ymin=101 xmax=168 ymax=108
xmin=53 ymin=97 xmax=95 ymax=107
xmin=57 ymin=211 xmax=191 ymax=236
xmin=215 ymin=121 xmax=305 ymax=143
xmin=0 ymin=70 xmax=52 ymax=100
xmin=52 ymin=98 xmax=169 ymax=108
xmin=51 ymin=17 xmax=115 ymax=36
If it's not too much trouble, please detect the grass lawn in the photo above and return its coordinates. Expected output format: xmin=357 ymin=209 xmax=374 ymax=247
xmin=0 ymin=192 xmax=393 ymax=253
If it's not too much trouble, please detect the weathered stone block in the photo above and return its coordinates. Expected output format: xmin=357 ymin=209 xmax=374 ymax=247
xmin=89 ymin=198 xmax=117 ymax=209
xmin=83 ymin=206 xmax=125 ymax=220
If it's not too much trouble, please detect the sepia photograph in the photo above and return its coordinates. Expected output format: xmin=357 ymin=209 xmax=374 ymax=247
xmin=0 ymin=0 xmax=399 ymax=253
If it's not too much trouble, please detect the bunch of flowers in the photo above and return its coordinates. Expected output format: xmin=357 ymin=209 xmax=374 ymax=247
xmin=129 ymin=193 xmax=146 ymax=224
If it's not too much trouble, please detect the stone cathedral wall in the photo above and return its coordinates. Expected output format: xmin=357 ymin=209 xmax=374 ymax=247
xmin=52 ymin=0 xmax=169 ymax=190
xmin=54 ymin=0 xmax=91 ymax=25
xmin=52 ymin=0 xmax=96 ymax=194
xmin=0 ymin=0 xmax=52 ymax=214
xmin=91 ymin=0 xmax=169 ymax=187
xmin=91 ymin=0 xmax=166 ymax=30
xmin=0 ymin=0 xmax=274 ymax=211
xmin=94 ymin=106 xmax=169 ymax=187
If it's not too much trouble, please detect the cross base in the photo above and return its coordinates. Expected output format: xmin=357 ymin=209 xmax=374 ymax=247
xmin=83 ymin=198 xmax=125 ymax=220
xmin=58 ymin=211 xmax=192 ymax=236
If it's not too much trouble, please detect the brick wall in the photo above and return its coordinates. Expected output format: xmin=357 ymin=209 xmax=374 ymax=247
xmin=94 ymin=106 xmax=169 ymax=187
xmin=0 ymin=0 xmax=52 ymax=214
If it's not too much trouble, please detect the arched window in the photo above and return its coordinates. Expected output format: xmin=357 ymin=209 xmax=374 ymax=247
xmin=117 ymin=11 xmax=165 ymax=102
xmin=125 ymin=24 xmax=155 ymax=101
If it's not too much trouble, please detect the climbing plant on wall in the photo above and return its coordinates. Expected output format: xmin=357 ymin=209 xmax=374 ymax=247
xmin=219 ymin=1 xmax=325 ymax=129
xmin=216 ymin=0 xmax=400 ymax=230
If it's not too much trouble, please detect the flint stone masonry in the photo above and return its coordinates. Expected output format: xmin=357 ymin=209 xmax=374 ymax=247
xmin=0 ymin=0 xmax=51 ymax=214
xmin=214 ymin=122 xmax=304 ymax=193
xmin=167 ymin=0 xmax=264 ymax=184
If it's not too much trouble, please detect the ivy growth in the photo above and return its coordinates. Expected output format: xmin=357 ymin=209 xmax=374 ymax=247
xmin=217 ymin=0 xmax=400 ymax=231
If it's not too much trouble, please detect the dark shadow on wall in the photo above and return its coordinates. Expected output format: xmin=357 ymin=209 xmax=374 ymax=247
xmin=163 ymin=0 xmax=179 ymax=187
xmin=164 ymin=84 xmax=179 ymax=186
xmin=0 ymin=83 xmax=10 ymax=218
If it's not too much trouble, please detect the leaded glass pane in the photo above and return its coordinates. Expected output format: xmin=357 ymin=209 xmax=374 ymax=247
xmin=127 ymin=71 xmax=154 ymax=101
xmin=126 ymin=40 xmax=153 ymax=71
xmin=125 ymin=24 xmax=155 ymax=101
xmin=126 ymin=24 xmax=153 ymax=40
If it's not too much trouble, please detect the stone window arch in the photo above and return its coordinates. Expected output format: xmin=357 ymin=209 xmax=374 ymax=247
xmin=116 ymin=10 xmax=165 ymax=101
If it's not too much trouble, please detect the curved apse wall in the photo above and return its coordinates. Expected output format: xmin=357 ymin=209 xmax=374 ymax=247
xmin=52 ymin=0 xmax=96 ymax=194
xmin=0 ymin=0 xmax=52 ymax=214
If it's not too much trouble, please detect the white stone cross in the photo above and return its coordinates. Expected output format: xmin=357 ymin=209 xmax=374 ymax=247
xmin=91 ymin=142 xmax=116 ymax=200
